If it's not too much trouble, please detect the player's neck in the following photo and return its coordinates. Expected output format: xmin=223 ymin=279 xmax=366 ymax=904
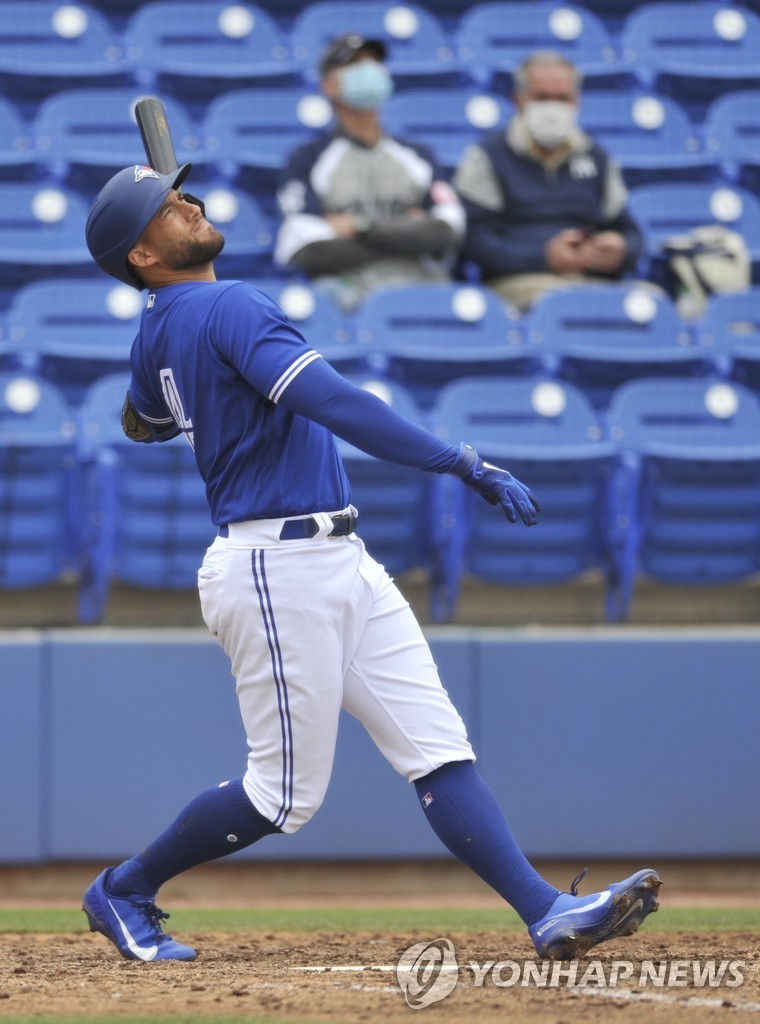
xmin=144 ymin=265 xmax=218 ymax=288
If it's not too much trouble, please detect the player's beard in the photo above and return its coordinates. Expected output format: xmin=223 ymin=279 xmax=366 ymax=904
xmin=161 ymin=229 xmax=225 ymax=270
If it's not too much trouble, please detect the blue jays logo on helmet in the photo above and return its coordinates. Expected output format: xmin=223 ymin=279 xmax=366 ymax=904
xmin=134 ymin=165 xmax=161 ymax=182
xmin=85 ymin=162 xmax=192 ymax=289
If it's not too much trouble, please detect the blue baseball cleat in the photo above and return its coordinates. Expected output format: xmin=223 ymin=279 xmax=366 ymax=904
xmin=529 ymin=867 xmax=662 ymax=960
xmin=82 ymin=868 xmax=196 ymax=962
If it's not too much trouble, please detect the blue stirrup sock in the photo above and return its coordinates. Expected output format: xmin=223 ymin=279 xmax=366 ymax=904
xmin=415 ymin=760 xmax=558 ymax=926
xmin=107 ymin=778 xmax=280 ymax=898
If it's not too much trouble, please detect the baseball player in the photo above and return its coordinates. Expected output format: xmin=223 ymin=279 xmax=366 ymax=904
xmin=81 ymin=162 xmax=661 ymax=963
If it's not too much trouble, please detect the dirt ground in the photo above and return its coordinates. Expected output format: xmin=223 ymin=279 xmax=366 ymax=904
xmin=0 ymin=862 xmax=759 ymax=1023
xmin=0 ymin=930 xmax=758 ymax=1023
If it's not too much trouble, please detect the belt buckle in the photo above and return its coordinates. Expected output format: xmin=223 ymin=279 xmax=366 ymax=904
xmin=330 ymin=510 xmax=357 ymax=537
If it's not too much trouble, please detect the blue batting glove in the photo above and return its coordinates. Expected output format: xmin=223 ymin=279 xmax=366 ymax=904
xmin=450 ymin=443 xmax=541 ymax=526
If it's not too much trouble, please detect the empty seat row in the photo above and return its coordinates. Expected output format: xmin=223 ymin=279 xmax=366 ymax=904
xmin=0 ymin=176 xmax=759 ymax=310
xmin=6 ymin=85 xmax=760 ymax=189
xmin=2 ymin=277 xmax=759 ymax=416
xmin=3 ymin=369 xmax=760 ymax=623
xmin=2 ymin=1 xmax=760 ymax=101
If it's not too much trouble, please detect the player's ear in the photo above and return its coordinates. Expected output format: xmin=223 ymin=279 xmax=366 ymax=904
xmin=128 ymin=244 xmax=156 ymax=271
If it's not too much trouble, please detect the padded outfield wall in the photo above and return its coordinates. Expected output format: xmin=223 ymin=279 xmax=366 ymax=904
xmin=1 ymin=627 xmax=758 ymax=864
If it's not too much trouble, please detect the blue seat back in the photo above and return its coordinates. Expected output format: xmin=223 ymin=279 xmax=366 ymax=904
xmin=291 ymin=2 xmax=457 ymax=84
xmin=527 ymin=284 xmax=690 ymax=354
xmin=0 ymin=2 xmax=127 ymax=81
xmin=430 ymin=377 xmax=617 ymax=618
xmin=622 ymin=3 xmax=760 ymax=85
xmin=124 ymin=2 xmax=296 ymax=89
xmin=627 ymin=183 xmax=760 ymax=260
xmin=0 ymin=184 xmax=91 ymax=279
xmin=78 ymin=374 xmax=213 ymax=619
xmin=190 ymin=183 xmax=275 ymax=277
xmin=383 ymin=90 xmax=512 ymax=171
xmin=204 ymin=88 xmax=333 ymax=175
xmin=526 ymin=284 xmax=706 ymax=410
xmin=605 ymin=378 xmax=760 ymax=617
xmin=704 ymin=89 xmax=760 ymax=189
xmin=457 ymin=2 xmax=626 ymax=86
xmin=697 ymin=288 xmax=760 ymax=361
xmin=0 ymin=373 xmax=78 ymax=588
xmin=607 ymin=377 xmax=760 ymax=453
xmin=354 ymin=283 xmax=531 ymax=408
xmin=0 ymin=97 xmax=34 ymax=172
xmin=34 ymin=89 xmax=207 ymax=183
xmin=6 ymin=279 xmax=143 ymax=405
xmin=578 ymin=92 xmax=707 ymax=178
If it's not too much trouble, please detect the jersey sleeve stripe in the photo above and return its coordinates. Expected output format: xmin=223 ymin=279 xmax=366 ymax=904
xmin=268 ymin=350 xmax=322 ymax=405
xmin=134 ymin=409 xmax=176 ymax=425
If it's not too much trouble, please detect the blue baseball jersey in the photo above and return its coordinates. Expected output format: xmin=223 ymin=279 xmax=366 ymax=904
xmin=128 ymin=280 xmax=350 ymax=525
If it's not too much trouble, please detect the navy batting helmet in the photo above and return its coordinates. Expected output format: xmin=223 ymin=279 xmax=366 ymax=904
xmin=86 ymin=163 xmax=192 ymax=289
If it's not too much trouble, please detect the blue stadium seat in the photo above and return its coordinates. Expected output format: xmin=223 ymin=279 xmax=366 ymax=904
xmin=606 ymin=378 xmax=760 ymax=620
xmin=383 ymin=90 xmax=513 ymax=173
xmin=525 ymin=284 xmax=711 ymax=410
xmin=5 ymin=279 xmax=143 ymax=406
xmin=704 ymin=90 xmax=760 ymax=191
xmin=246 ymin=280 xmax=364 ymax=373
xmin=0 ymin=373 xmax=79 ymax=590
xmin=0 ymin=2 xmax=132 ymax=98
xmin=203 ymin=87 xmax=333 ymax=195
xmin=578 ymin=91 xmax=713 ymax=185
xmin=34 ymin=89 xmax=210 ymax=188
xmin=124 ymin=3 xmax=298 ymax=97
xmin=0 ymin=97 xmax=36 ymax=182
xmin=696 ymin=287 xmax=760 ymax=391
xmin=0 ymin=184 xmax=92 ymax=293
xmin=456 ymin=2 xmax=630 ymax=90
xmin=353 ymin=283 xmax=536 ymax=409
xmin=430 ymin=377 xmax=618 ymax=621
xmin=189 ymin=182 xmax=276 ymax=277
xmin=291 ymin=2 xmax=459 ymax=86
xmin=621 ymin=3 xmax=760 ymax=107
xmin=627 ymin=183 xmax=760 ymax=281
xmin=77 ymin=373 xmax=213 ymax=623
xmin=336 ymin=378 xmax=431 ymax=577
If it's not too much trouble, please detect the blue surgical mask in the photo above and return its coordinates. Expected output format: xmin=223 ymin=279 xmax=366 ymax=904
xmin=339 ymin=60 xmax=393 ymax=111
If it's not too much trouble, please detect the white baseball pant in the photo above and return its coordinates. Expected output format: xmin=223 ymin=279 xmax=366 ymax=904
xmin=197 ymin=510 xmax=474 ymax=833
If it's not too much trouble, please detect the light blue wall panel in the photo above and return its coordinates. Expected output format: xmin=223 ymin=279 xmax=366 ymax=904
xmin=48 ymin=630 xmax=245 ymax=860
xmin=475 ymin=632 xmax=760 ymax=858
xmin=47 ymin=630 xmax=475 ymax=861
xmin=0 ymin=635 xmax=44 ymax=862
xmin=3 ymin=626 xmax=757 ymax=863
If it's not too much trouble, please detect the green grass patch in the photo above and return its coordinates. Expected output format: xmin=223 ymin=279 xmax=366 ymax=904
xmin=1 ymin=905 xmax=759 ymax=935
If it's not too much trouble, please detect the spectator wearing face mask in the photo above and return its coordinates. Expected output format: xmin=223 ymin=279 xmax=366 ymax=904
xmin=453 ymin=51 xmax=643 ymax=312
xmin=275 ymin=33 xmax=465 ymax=311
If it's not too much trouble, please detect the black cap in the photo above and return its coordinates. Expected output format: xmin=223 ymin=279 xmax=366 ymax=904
xmin=319 ymin=33 xmax=387 ymax=76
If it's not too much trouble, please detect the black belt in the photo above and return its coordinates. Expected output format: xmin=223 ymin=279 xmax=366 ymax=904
xmin=218 ymin=511 xmax=357 ymax=541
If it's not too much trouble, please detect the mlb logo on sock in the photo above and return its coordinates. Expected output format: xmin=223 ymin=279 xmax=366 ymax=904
xmin=421 ymin=792 xmax=433 ymax=808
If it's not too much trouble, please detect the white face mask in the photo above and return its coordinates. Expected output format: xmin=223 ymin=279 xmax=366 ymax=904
xmin=338 ymin=60 xmax=394 ymax=111
xmin=523 ymin=101 xmax=577 ymax=149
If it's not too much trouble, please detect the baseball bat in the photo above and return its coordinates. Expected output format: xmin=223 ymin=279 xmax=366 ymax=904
xmin=134 ymin=96 xmax=205 ymax=215
xmin=135 ymin=96 xmax=178 ymax=175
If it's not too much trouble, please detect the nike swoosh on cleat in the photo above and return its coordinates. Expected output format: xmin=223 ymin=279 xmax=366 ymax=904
xmin=108 ymin=900 xmax=159 ymax=961
xmin=534 ymin=890 xmax=612 ymax=937
xmin=615 ymin=897 xmax=644 ymax=931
